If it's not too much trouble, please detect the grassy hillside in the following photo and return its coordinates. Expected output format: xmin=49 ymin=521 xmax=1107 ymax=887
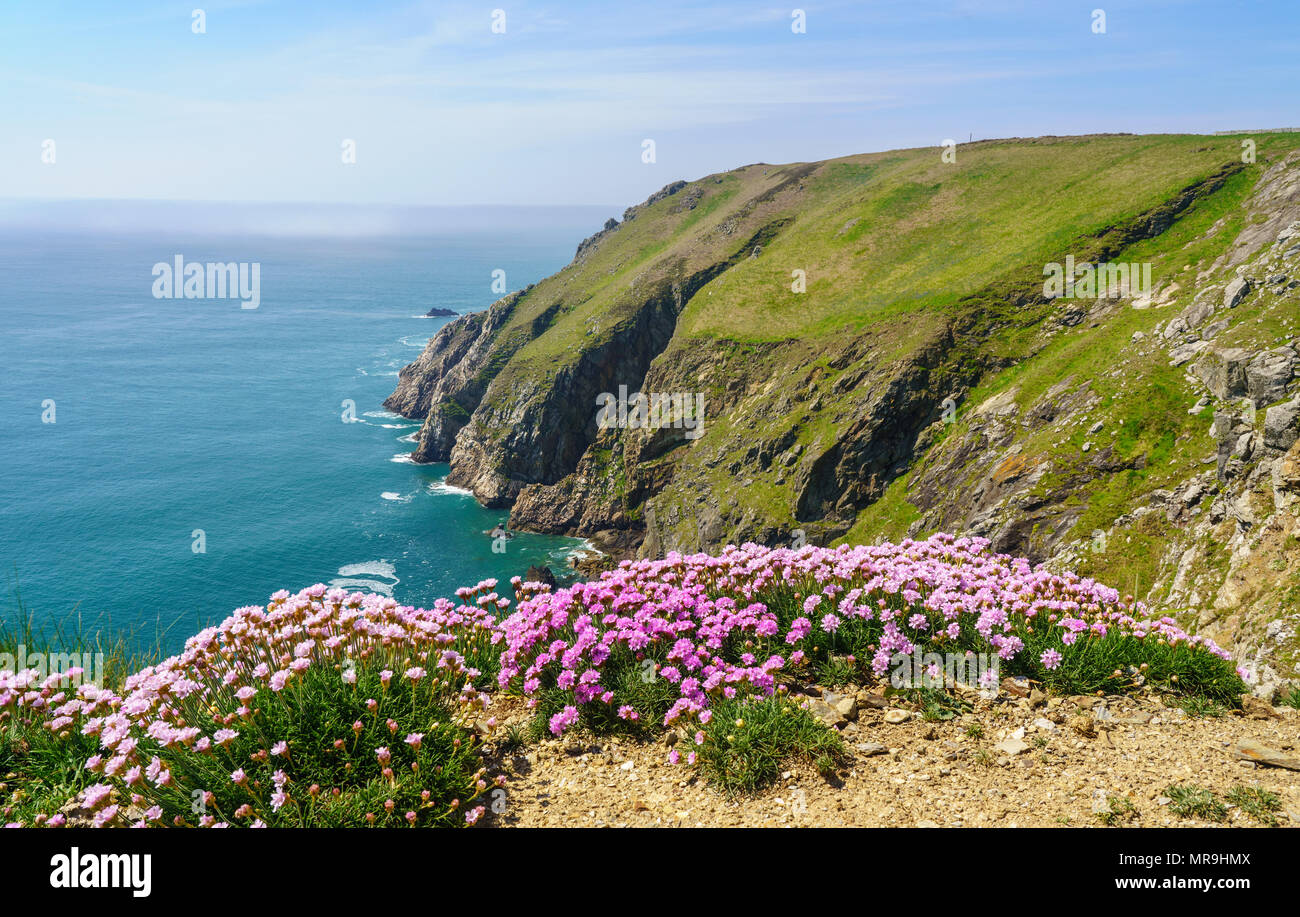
xmin=390 ymin=131 xmax=1300 ymax=696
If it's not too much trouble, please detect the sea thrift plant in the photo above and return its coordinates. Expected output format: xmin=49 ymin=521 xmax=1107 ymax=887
xmin=3 ymin=583 xmax=510 ymax=827
xmin=497 ymin=535 xmax=1242 ymax=741
xmin=0 ymin=535 xmax=1247 ymax=822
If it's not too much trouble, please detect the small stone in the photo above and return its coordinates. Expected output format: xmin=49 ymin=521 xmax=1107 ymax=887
xmin=823 ymin=690 xmax=859 ymax=721
xmin=1001 ymin=677 xmax=1031 ymax=698
xmin=1232 ymin=739 xmax=1300 ymax=770
xmin=994 ymin=736 xmax=1030 ymax=756
xmin=916 ymin=819 xmax=941 ymax=828
xmin=1033 ymin=717 xmax=1057 ymax=732
xmin=1028 ymin=689 xmax=1047 ymax=708
xmin=883 ymin=709 xmax=911 ymax=724
xmin=808 ymin=698 xmax=847 ymax=728
xmin=856 ymin=742 xmax=889 ymax=757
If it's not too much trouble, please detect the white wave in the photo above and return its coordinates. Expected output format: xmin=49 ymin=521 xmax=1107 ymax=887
xmin=398 ymin=430 xmax=420 ymax=443
xmin=330 ymin=560 xmax=399 ymax=597
xmin=380 ymin=491 xmax=411 ymax=502
xmin=426 ymin=480 xmax=473 ymax=497
xmin=390 ymin=452 xmax=417 ymax=464
xmin=365 ymin=410 xmax=402 ymax=420
xmin=560 ymin=538 xmax=601 ymax=563
xmin=329 ymin=577 xmax=395 ymax=596
xmin=337 ymin=559 xmax=398 ymax=579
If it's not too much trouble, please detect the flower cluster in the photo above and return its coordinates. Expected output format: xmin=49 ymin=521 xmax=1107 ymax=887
xmin=2 ymin=535 xmax=1245 ymax=825
xmin=497 ymin=534 xmax=1239 ymax=736
xmin=3 ymin=582 xmax=508 ymax=827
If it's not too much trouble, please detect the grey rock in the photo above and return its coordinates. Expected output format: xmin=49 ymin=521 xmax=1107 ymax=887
xmin=1202 ymin=318 xmax=1231 ymax=340
xmin=1193 ymin=347 xmax=1251 ymax=400
xmin=1246 ymin=348 xmax=1296 ymax=405
xmin=1169 ymin=340 xmax=1209 ymax=366
xmin=1224 ymin=276 xmax=1252 ymax=309
xmin=1181 ymin=291 xmax=1219 ymax=329
xmin=1264 ymin=398 xmax=1300 ymax=451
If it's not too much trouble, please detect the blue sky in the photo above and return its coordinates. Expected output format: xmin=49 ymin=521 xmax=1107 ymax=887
xmin=1 ymin=0 xmax=1296 ymax=208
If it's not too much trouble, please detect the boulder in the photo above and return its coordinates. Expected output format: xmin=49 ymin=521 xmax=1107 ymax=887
xmin=1169 ymin=340 xmax=1209 ymax=366
xmin=1193 ymin=348 xmax=1250 ymax=400
xmin=1181 ymin=296 xmax=1217 ymax=329
xmin=1224 ymin=276 xmax=1252 ymax=309
xmin=1246 ymin=348 xmax=1296 ymax=405
xmin=1264 ymin=398 xmax=1300 ymax=451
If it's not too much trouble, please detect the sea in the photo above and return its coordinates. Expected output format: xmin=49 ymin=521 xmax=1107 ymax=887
xmin=0 ymin=204 xmax=610 ymax=655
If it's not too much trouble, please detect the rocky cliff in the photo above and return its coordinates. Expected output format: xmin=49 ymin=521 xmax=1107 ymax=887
xmin=388 ymin=133 xmax=1300 ymax=696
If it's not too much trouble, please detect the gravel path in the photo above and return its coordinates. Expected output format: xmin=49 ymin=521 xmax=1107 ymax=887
xmin=486 ymin=691 xmax=1300 ymax=828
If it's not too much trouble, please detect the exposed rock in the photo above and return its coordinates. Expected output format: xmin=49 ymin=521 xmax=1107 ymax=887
xmin=1224 ymin=276 xmax=1252 ymax=308
xmin=1231 ymin=740 xmax=1300 ymax=771
xmin=1170 ymin=340 xmax=1212 ymax=367
xmin=822 ymin=690 xmax=859 ymax=721
xmin=807 ymin=698 xmax=847 ymax=728
xmin=1264 ymin=397 xmax=1300 ymax=451
xmin=524 ymin=565 xmax=558 ymax=589
xmin=1246 ymin=348 xmax=1297 ymax=405
xmin=994 ymin=736 xmax=1030 ymax=756
xmin=1192 ymin=347 xmax=1250 ymax=400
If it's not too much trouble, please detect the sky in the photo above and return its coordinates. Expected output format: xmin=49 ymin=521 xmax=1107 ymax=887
xmin=1 ymin=0 xmax=1297 ymax=213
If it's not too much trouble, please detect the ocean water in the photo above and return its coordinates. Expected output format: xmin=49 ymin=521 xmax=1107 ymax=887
xmin=0 ymin=219 xmax=598 ymax=654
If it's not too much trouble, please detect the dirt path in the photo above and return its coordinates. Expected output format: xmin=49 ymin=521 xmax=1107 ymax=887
xmin=486 ymin=692 xmax=1300 ymax=828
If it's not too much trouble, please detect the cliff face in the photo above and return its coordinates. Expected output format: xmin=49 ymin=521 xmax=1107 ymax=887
xmin=389 ymin=134 xmax=1300 ymax=696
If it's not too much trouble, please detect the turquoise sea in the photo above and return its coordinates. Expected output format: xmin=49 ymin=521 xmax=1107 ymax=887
xmin=0 ymin=212 xmax=601 ymax=653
